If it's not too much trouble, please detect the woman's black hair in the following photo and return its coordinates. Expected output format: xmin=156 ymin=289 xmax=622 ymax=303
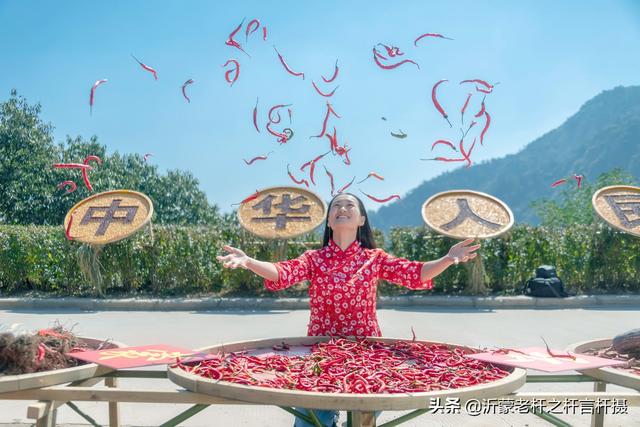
xmin=322 ymin=193 xmax=377 ymax=249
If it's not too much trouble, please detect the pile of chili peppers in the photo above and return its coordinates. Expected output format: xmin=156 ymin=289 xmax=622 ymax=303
xmin=175 ymin=338 xmax=510 ymax=394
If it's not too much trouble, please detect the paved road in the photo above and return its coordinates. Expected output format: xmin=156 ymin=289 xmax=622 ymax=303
xmin=1 ymin=306 xmax=639 ymax=426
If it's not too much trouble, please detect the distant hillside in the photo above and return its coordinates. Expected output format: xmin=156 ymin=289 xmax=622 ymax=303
xmin=369 ymin=85 xmax=640 ymax=231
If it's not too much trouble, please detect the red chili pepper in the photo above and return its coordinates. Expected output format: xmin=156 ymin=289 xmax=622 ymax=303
xmin=181 ymin=79 xmax=194 ymax=103
xmin=262 ymin=26 xmax=267 ymax=41
xmin=551 ymin=178 xmax=567 ymax=188
xmin=131 ymin=54 xmax=158 ymax=80
xmin=89 ymin=79 xmax=108 ymax=116
xmin=337 ymin=176 xmax=356 ymax=194
xmin=460 ymin=79 xmax=494 ymax=90
xmin=311 ymin=81 xmax=339 ymax=97
xmin=460 ymin=93 xmax=472 ymax=125
xmin=65 ymin=211 xmax=75 ymax=241
xmin=541 ymin=337 xmax=576 ymax=360
xmin=476 ymin=86 xmax=492 ymax=94
xmin=342 ymin=148 xmax=351 ymax=166
xmin=273 ymin=46 xmax=304 ymax=79
xmin=431 ymin=79 xmax=452 ymax=127
xmin=37 ymin=343 xmax=46 ymax=362
xmin=243 ymin=152 xmax=273 ymax=165
xmin=226 ymin=18 xmax=250 ymax=57
xmin=268 ymin=103 xmax=292 ymax=124
xmin=376 ymin=43 xmax=404 ymax=57
xmin=573 ymin=174 xmax=583 ymax=189
xmin=56 ymin=180 xmax=77 ymax=195
xmin=287 ymin=108 xmax=292 ymax=124
xmin=245 ymin=19 xmax=260 ymax=42
xmin=431 ymin=139 xmax=457 ymax=152
xmin=474 ymin=96 xmax=486 ymax=118
xmin=459 ymin=137 xmax=476 ymax=168
xmin=372 ymin=46 xmax=419 ymax=70
xmin=356 ymin=172 xmax=384 ymax=184
xmin=143 ymin=153 xmax=153 ymax=162
xmin=421 ymin=156 xmax=465 ymax=163
xmin=287 ymin=164 xmax=309 ymax=187
xmin=53 ymin=163 xmax=93 ymax=170
xmin=266 ymin=122 xmax=290 ymax=144
xmin=324 ymin=165 xmax=335 ymax=196
xmin=360 ymin=190 xmax=400 ymax=203
xmin=414 ymin=32 xmax=453 ymax=46
xmin=300 ymin=151 xmax=330 ymax=171
xmin=311 ymin=103 xmax=341 ymax=139
xmin=82 ymin=155 xmax=102 ymax=192
xmin=479 ymin=110 xmax=491 ymax=145
xmin=222 ymin=59 xmax=240 ymax=86
xmin=321 ymin=59 xmax=339 ymax=83
xmin=252 ymin=98 xmax=260 ymax=133
xmin=232 ymin=190 xmax=261 ymax=206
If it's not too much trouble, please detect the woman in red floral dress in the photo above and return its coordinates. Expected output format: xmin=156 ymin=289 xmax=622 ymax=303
xmin=217 ymin=193 xmax=479 ymax=427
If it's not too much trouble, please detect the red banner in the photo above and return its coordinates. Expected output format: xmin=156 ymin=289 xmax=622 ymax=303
xmin=68 ymin=344 xmax=206 ymax=369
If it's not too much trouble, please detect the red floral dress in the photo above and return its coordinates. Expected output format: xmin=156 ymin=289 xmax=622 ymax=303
xmin=264 ymin=239 xmax=433 ymax=337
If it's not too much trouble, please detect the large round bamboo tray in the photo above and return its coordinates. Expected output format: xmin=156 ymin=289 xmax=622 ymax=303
xmin=0 ymin=337 xmax=124 ymax=393
xmin=567 ymin=339 xmax=640 ymax=391
xmin=167 ymin=336 xmax=526 ymax=411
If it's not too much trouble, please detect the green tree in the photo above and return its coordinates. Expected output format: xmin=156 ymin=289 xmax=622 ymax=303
xmin=530 ymin=169 xmax=638 ymax=227
xmin=0 ymin=90 xmax=220 ymax=225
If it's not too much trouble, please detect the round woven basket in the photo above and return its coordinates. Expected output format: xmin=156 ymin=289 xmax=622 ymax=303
xmin=592 ymin=185 xmax=640 ymax=237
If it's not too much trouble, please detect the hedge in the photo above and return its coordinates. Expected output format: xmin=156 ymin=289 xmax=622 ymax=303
xmin=0 ymin=221 xmax=638 ymax=297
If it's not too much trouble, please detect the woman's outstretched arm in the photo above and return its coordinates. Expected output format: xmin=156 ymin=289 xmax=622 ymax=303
xmin=420 ymin=238 xmax=480 ymax=281
xmin=217 ymin=245 xmax=279 ymax=282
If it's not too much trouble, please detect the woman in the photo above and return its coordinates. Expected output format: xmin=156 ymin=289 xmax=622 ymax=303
xmin=217 ymin=193 xmax=479 ymax=427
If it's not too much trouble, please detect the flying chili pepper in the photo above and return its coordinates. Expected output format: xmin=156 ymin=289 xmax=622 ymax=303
xmin=459 ymin=137 xmax=477 ymax=168
xmin=273 ymin=46 xmax=305 ymax=79
xmin=82 ymin=155 xmax=101 ymax=192
xmin=390 ymin=130 xmax=407 ymax=139
xmin=343 ymin=148 xmax=351 ymax=166
xmin=321 ymin=59 xmax=339 ymax=83
xmin=287 ymin=164 xmax=309 ymax=187
xmin=431 ymin=79 xmax=452 ymax=127
xmin=266 ymin=122 xmax=289 ymax=144
xmin=65 ymin=211 xmax=75 ymax=241
xmin=226 ymin=18 xmax=250 ymax=57
xmin=244 ymin=152 xmax=273 ymax=165
xmin=414 ymin=33 xmax=453 ymax=46
xmin=474 ymin=96 xmax=486 ymax=118
xmin=143 ymin=153 xmax=153 ymax=162
xmin=324 ymin=165 xmax=335 ymax=196
xmin=479 ymin=110 xmax=491 ymax=145
xmin=573 ymin=174 xmax=584 ymax=189
xmin=300 ymin=151 xmax=331 ymax=171
xmin=89 ymin=79 xmax=108 ymax=115
xmin=262 ymin=26 xmax=267 ymax=41
xmin=551 ymin=178 xmax=567 ymax=188
xmin=356 ymin=172 xmax=385 ymax=184
xmin=360 ymin=190 xmax=401 ymax=203
xmin=282 ymin=128 xmax=294 ymax=141
xmin=53 ymin=163 xmax=93 ymax=170
xmin=420 ymin=156 xmax=465 ymax=163
xmin=431 ymin=139 xmax=457 ymax=152
xmin=181 ymin=79 xmax=194 ymax=103
xmin=376 ymin=43 xmax=404 ymax=57
xmin=252 ymin=98 xmax=260 ymax=133
xmin=337 ymin=176 xmax=356 ymax=194
xmin=463 ymin=121 xmax=477 ymax=139
xmin=222 ymin=59 xmax=240 ymax=86
xmin=287 ymin=108 xmax=292 ymax=124
xmin=56 ymin=180 xmax=77 ymax=195
xmin=461 ymin=93 xmax=472 ymax=125
xmin=372 ymin=46 xmax=419 ymax=70
xmin=232 ymin=190 xmax=261 ymax=206
xmin=460 ymin=79 xmax=494 ymax=90
xmin=131 ymin=54 xmax=158 ymax=80
xmin=476 ymin=86 xmax=492 ymax=94
xmin=245 ymin=19 xmax=260 ymax=42
xmin=268 ymin=103 xmax=292 ymax=124
xmin=311 ymin=103 xmax=341 ymax=139
xmin=311 ymin=81 xmax=339 ymax=97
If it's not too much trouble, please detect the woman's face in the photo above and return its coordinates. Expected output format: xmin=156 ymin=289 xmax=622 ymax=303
xmin=327 ymin=194 xmax=366 ymax=231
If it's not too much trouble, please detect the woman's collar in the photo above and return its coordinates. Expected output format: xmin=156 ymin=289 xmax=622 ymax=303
xmin=329 ymin=238 xmax=361 ymax=256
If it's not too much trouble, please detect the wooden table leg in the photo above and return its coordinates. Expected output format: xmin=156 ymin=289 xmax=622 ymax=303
xmin=105 ymin=376 xmax=121 ymax=427
xmin=351 ymin=411 xmax=376 ymax=427
xmin=34 ymin=401 xmax=57 ymax=427
xmin=591 ymin=381 xmax=606 ymax=427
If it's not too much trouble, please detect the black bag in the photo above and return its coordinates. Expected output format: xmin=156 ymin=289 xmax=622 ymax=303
xmin=524 ymin=277 xmax=568 ymax=298
xmin=535 ymin=265 xmax=557 ymax=279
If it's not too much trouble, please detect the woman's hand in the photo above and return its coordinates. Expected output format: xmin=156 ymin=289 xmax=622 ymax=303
xmin=216 ymin=245 xmax=250 ymax=270
xmin=447 ymin=238 xmax=481 ymax=264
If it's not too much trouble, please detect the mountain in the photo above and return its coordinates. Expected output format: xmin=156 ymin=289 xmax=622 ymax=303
xmin=369 ymin=85 xmax=640 ymax=231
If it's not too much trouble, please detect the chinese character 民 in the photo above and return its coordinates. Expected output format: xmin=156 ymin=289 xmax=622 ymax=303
xmin=440 ymin=198 xmax=502 ymax=231
xmin=604 ymin=194 xmax=640 ymax=229
xmin=80 ymin=199 xmax=139 ymax=236
xmin=251 ymin=193 xmax=311 ymax=230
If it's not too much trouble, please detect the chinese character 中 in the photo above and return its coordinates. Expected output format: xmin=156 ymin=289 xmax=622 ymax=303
xmin=80 ymin=199 xmax=139 ymax=236
xmin=440 ymin=198 xmax=502 ymax=231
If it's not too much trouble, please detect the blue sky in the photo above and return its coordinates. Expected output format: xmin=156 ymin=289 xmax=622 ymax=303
xmin=1 ymin=0 xmax=639 ymax=213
